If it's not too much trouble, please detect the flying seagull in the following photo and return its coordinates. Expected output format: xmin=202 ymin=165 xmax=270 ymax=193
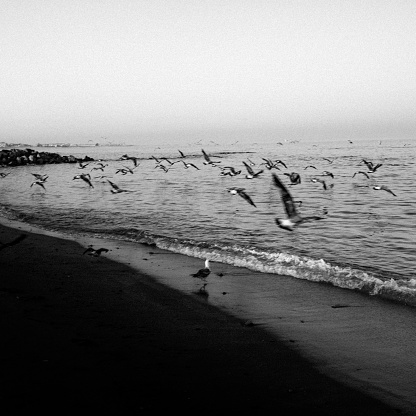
xmin=373 ymin=185 xmax=396 ymax=196
xmin=181 ymin=160 xmax=200 ymax=170
xmin=30 ymin=179 xmax=47 ymax=190
xmin=107 ymin=180 xmax=131 ymax=193
xmin=201 ymin=149 xmax=221 ymax=166
xmin=272 ymin=173 xmax=324 ymax=231
xmin=31 ymin=173 xmax=48 ymax=181
xmin=352 ymin=171 xmax=370 ymax=179
xmin=242 ymin=161 xmax=263 ymax=179
xmin=190 ymin=259 xmax=211 ymax=279
xmin=362 ymin=159 xmax=382 ymax=173
xmin=228 ymin=187 xmax=256 ymax=207
xmin=284 ymin=172 xmax=301 ymax=185
xmin=73 ymin=173 xmax=94 ymax=188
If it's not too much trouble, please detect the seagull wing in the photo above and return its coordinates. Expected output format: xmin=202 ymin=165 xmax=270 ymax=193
xmin=201 ymin=149 xmax=211 ymax=162
xmin=107 ymin=180 xmax=119 ymax=190
xmin=272 ymin=173 xmax=298 ymax=219
xmin=243 ymin=161 xmax=255 ymax=176
xmin=237 ymin=190 xmax=256 ymax=207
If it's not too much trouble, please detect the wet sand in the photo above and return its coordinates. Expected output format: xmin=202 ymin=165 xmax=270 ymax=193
xmin=0 ymin=222 xmax=403 ymax=414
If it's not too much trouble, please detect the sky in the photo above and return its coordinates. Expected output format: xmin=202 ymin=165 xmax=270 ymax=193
xmin=1 ymin=0 xmax=416 ymax=145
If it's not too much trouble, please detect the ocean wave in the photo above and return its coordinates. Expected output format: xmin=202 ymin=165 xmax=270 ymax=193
xmin=127 ymin=231 xmax=416 ymax=307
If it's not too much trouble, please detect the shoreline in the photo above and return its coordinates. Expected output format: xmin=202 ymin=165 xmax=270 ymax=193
xmin=0 ymin=220 xmax=407 ymax=414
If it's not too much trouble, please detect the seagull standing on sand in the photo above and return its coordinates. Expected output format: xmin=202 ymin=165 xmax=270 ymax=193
xmin=190 ymin=259 xmax=211 ymax=279
xmin=272 ymin=173 xmax=324 ymax=231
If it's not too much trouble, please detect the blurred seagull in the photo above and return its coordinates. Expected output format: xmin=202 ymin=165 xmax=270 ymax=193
xmin=178 ymin=149 xmax=186 ymax=158
xmin=322 ymin=171 xmax=334 ymax=178
xmin=73 ymin=173 xmax=94 ymax=188
xmin=31 ymin=173 xmax=48 ymax=181
xmin=0 ymin=172 xmax=10 ymax=178
xmin=352 ymin=171 xmax=370 ymax=179
xmin=272 ymin=173 xmax=325 ymax=231
xmin=228 ymin=187 xmax=256 ymax=207
xmin=201 ymin=149 xmax=221 ymax=166
xmin=311 ymin=177 xmax=331 ymax=190
xmin=284 ymin=172 xmax=301 ymax=185
xmin=373 ymin=185 xmax=396 ymax=196
xmin=181 ymin=161 xmax=200 ymax=170
xmin=190 ymin=259 xmax=211 ymax=279
xmin=304 ymin=165 xmax=317 ymax=170
xmin=242 ymin=161 xmax=263 ymax=179
xmin=220 ymin=166 xmax=241 ymax=176
xmin=78 ymin=161 xmax=91 ymax=169
xmin=362 ymin=159 xmax=383 ymax=173
xmin=274 ymin=160 xmax=287 ymax=169
xmin=107 ymin=180 xmax=131 ymax=193
xmin=30 ymin=180 xmax=46 ymax=190
xmin=83 ymin=246 xmax=110 ymax=256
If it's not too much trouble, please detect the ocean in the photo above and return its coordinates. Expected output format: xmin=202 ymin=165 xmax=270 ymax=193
xmin=2 ymin=136 xmax=416 ymax=412
xmin=1 ymin=137 xmax=415 ymax=305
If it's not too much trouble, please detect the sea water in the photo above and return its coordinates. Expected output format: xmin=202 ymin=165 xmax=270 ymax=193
xmin=1 ymin=136 xmax=416 ymax=413
xmin=1 ymin=137 xmax=415 ymax=305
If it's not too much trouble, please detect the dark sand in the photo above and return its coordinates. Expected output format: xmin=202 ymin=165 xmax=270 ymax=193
xmin=0 ymin=224 xmax=400 ymax=415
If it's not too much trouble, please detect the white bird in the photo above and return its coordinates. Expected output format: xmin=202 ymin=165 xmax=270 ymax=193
xmin=272 ymin=173 xmax=324 ymax=231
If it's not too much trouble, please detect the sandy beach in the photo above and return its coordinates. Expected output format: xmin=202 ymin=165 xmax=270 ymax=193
xmin=0 ymin=222 xmax=404 ymax=415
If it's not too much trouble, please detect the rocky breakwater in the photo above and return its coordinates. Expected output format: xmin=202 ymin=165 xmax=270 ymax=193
xmin=0 ymin=148 xmax=94 ymax=167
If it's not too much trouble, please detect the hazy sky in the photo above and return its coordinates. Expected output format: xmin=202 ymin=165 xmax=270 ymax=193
xmin=1 ymin=0 xmax=416 ymax=144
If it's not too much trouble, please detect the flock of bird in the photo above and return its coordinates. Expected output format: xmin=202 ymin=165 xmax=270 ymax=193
xmin=0 ymin=146 xmax=397 ymax=289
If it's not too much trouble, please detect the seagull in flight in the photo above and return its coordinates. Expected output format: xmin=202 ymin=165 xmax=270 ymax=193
xmin=181 ymin=160 xmax=200 ymax=170
xmin=284 ymin=172 xmax=301 ymax=185
xmin=352 ymin=171 xmax=370 ymax=179
xmin=78 ymin=161 xmax=91 ymax=169
xmin=190 ymin=259 xmax=211 ymax=279
xmin=272 ymin=173 xmax=325 ymax=231
xmin=30 ymin=180 xmax=46 ymax=190
xmin=311 ymin=177 xmax=332 ymax=190
xmin=201 ymin=149 xmax=221 ymax=166
xmin=228 ymin=187 xmax=256 ymax=207
xmin=73 ymin=173 xmax=94 ymax=188
xmin=362 ymin=159 xmax=382 ymax=173
xmin=107 ymin=180 xmax=131 ymax=193
xmin=178 ymin=150 xmax=186 ymax=158
xmin=242 ymin=161 xmax=263 ymax=179
xmin=373 ymin=185 xmax=396 ymax=196
xmin=31 ymin=173 xmax=48 ymax=181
